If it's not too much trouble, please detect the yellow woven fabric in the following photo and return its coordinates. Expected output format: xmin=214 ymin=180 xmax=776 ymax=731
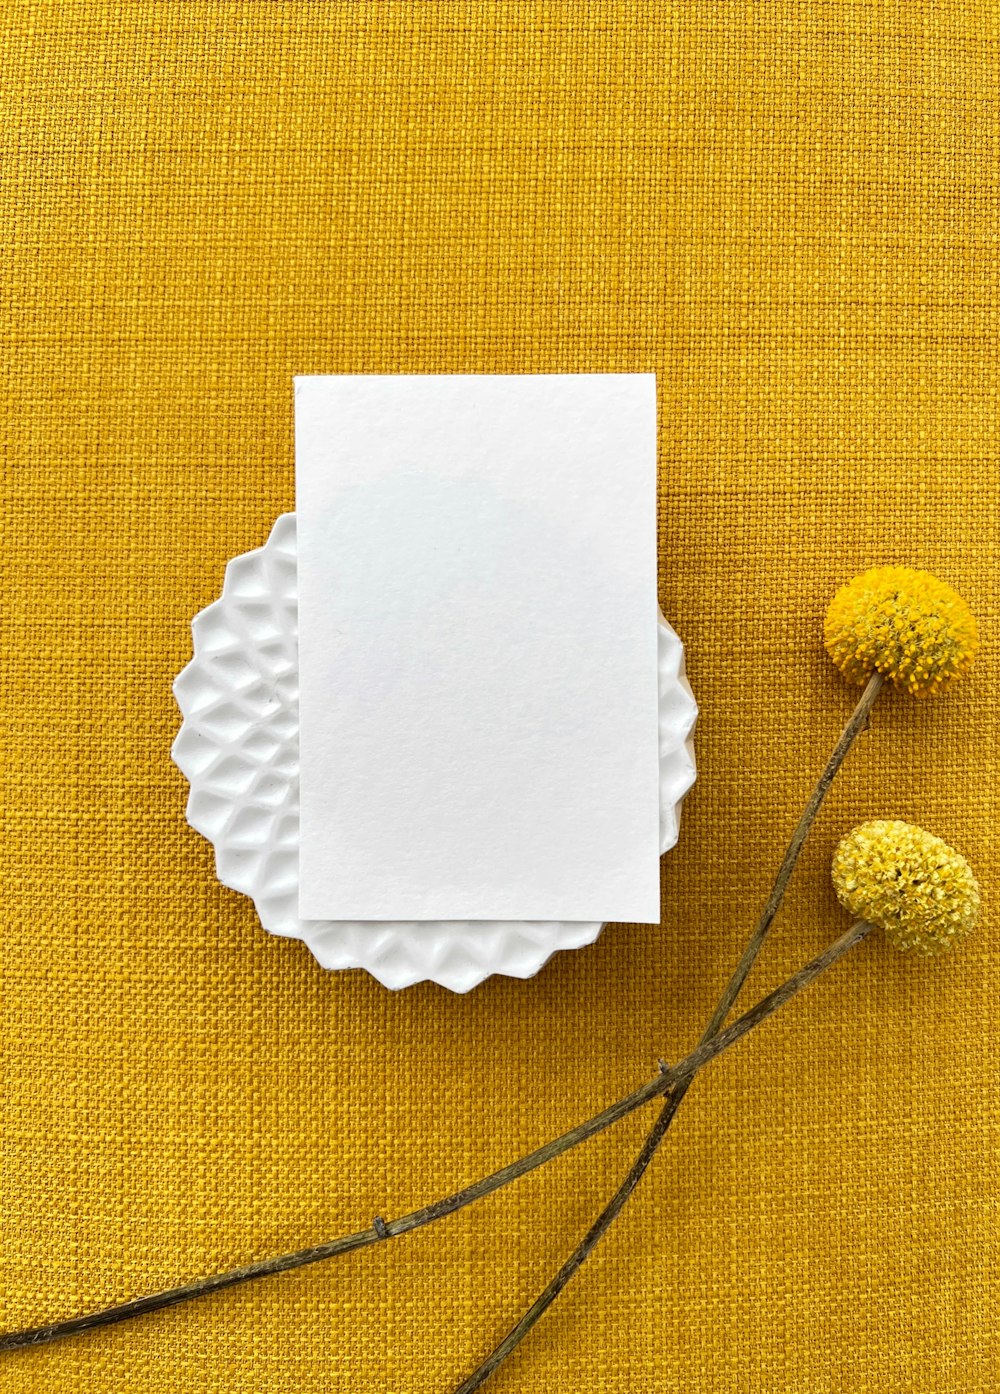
xmin=3 ymin=3 xmax=998 ymax=1390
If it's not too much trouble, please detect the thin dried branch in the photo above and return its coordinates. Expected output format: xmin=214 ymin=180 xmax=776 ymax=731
xmin=1 ymin=919 xmax=874 ymax=1356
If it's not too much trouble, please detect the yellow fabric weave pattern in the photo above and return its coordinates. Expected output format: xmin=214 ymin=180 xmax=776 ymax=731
xmin=2 ymin=3 xmax=998 ymax=1391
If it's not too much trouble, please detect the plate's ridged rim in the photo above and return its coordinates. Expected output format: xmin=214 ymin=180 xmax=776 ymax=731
xmin=172 ymin=513 xmax=697 ymax=991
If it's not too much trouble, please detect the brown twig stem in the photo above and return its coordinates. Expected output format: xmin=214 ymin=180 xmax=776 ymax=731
xmin=0 ymin=921 xmax=874 ymax=1356
xmin=454 ymin=670 xmax=885 ymax=1392
xmin=453 ymin=921 xmax=875 ymax=1393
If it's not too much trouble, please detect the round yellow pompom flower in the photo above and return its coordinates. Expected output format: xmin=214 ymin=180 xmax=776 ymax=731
xmin=824 ymin=566 xmax=978 ymax=697
xmin=832 ymin=820 xmax=979 ymax=956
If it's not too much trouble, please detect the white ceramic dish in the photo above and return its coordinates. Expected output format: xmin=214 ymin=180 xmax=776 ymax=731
xmin=172 ymin=514 xmax=697 ymax=991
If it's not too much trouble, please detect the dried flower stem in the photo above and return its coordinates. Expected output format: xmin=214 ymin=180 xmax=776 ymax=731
xmin=0 ymin=921 xmax=874 ymax=1357
xmin=454 ymin=670 xmax=884 ymax=1392
xmin=453 ymin=924 xmax=875 ymax=1392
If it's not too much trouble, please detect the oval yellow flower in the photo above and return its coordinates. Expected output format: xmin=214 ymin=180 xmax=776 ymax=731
xmin=832 ymin=820 xmax=979 ymax=956
xmin=824 ymin=566 xmax=978 ymax=697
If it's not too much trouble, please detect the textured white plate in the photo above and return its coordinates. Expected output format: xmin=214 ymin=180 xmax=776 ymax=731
xmin=172 ymin=514 xmax=697 ymax=992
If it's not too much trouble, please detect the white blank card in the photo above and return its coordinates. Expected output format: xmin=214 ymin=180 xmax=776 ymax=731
xmin=294 ymin=374 xmax=661 ymax=924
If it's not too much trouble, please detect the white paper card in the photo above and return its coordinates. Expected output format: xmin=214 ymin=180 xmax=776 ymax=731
xmin=294 ymin=374 xmax=661 ymax=923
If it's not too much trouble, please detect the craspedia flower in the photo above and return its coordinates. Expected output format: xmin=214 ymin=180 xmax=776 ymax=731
xmin=824 ymin=566 xmax=978 ymax=697
xmin=832 ymin=820 xmax=980 ymax=956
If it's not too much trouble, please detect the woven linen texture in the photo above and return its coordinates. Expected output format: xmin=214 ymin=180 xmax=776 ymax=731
xmin=2 ymin=3 xmax=998 ymax=1390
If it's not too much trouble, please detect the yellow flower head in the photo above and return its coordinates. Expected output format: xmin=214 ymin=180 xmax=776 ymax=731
xmin=824 ymin=566 xmax=978 ymax=697
xmin=832 ymin=820 xmax=980 ymax=956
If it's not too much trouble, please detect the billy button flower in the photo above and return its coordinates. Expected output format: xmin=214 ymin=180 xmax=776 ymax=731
xmin=834 ymin=820 xmax=980 ymax=956
xmin=763 ymin=566 xmax=979 ymax=962
xmin=825 ymin=565 xmax=979 ymax=698
xmin=711 ymin=567 xmax=978 ymax=1044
